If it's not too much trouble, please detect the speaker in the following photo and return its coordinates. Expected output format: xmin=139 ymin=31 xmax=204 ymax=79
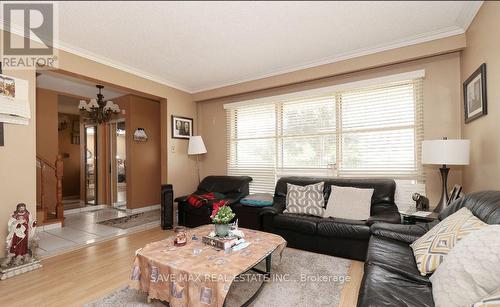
xmin=161 ymin=184 xmax=173 ymax=229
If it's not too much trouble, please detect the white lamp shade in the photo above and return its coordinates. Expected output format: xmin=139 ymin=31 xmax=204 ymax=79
xmin=89 ymin=98 xmax=99 ymax=108
xmin=188 ymin=136 xmax=207 ymax=155
xmin=103 ymin=100 xmax=113 ymax=111
xmin=422 ymin=139 xmax=470 ymax=165
xmin=78 ymin=100 xmax=87 ymax=110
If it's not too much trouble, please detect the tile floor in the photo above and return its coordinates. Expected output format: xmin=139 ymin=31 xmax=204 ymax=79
xmin=37 ymin=207 xmax=160 ymax=258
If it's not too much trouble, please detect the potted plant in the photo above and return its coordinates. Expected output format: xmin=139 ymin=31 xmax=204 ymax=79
xmin=210 ymin=201 xmax=235 ymax=237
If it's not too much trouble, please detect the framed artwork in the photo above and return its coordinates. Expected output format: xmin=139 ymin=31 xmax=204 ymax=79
xmin=171 ymin=115 xmax=193 ymax=139
xmin=463 ymin=63 xmax=487 ymax=123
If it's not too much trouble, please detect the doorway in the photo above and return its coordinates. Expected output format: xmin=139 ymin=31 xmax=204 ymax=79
xmin=84 ymin=125 xmax=98 ymax=205
xmin=109 ymin=120 xmax=127 ymax=209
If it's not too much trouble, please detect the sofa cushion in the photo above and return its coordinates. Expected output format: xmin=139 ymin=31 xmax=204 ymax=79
xmin=272 ymin=213 xmax=320 ymax=235
xmin=316 ymin=218 xmax=370 ymax=240
xmin=178 ymin=202 xmax=212 ymax=216
xmin=284 ymin=182 xmax=325 ymax=217
xmin=274 ymin=177 xmax=396 ymax=205
xmin=357 ymin=264 xmax=434 ymax=307
xmin=324 ymin=185 xmax=373 ymax=220
xmin=198 ymin=176 xmax=252 ymax=194
xmin=366 ymin=236 xmax=429 ymax=283
xmin=411 ymin=207 xmax=488 ymax=275
xmin=439 ymin=191 xmax=500 ymax=224
xmin=430 ymin=225 xmax=500 ymax=307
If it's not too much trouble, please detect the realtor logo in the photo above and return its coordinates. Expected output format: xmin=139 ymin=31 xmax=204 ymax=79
xmin=1 ymin=2 xmax=58 ymax=69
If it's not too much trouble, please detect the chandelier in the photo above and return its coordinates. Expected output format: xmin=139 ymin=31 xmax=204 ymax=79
xmin=78 ymin=85 xmax=120 ymax=124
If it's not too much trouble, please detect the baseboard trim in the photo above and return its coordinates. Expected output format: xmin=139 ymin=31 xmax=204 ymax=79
xmin=39 ymin=221 xmax=62 ymax=231
xmin=65 ymin=204 xmax=108 ymax=215
xmin=126 ymin=204 xmax=160 ymax=215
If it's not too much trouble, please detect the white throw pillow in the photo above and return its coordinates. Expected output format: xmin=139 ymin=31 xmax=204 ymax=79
xmin=430 ymin=225 xmax=500 ymax=307
xmin=323 ymin=185 xmax=374 ymax=220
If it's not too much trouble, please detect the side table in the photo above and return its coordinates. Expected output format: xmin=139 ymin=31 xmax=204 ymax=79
xmin=401 ymin=211 xmax=439 ymax=224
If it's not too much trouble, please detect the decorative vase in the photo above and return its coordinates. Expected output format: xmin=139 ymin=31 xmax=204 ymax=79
xmin=214 ymin=223 xmax=229 ymax=237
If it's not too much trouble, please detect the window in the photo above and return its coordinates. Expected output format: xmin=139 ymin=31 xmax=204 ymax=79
xmin=226 ymin=76 xmax=424 ymax=193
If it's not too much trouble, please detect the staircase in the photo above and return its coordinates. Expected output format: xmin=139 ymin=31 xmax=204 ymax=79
xmin=36 ymin=154 xmax=65 ymax=226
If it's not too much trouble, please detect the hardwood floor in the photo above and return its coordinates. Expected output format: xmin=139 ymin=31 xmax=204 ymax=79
xmin=0 ymin=227 xmax=363 ymax=307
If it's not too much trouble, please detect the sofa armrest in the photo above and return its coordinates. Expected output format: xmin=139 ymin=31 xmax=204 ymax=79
xmin=367 ymin=210 xmax=401 ymax=225
xmin=370 ymin=221 xmax=438 ymax=244
xmin=224 ymin=197 xmax=241 ymax=206
xmin=260 ymin=197 xmax=286 ymax=216
xmin=174 ymin=195 xmax=189 ymax=203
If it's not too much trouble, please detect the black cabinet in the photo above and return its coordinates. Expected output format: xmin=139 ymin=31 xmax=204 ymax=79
xmin=161 ymin=184 xmax=173 ymax=229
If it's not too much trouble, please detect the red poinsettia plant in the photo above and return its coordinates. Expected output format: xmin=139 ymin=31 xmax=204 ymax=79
xmin=210 ymin=200 xmax=235 ymax=224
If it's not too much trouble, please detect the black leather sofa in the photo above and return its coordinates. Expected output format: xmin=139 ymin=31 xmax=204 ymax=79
xmin=261 ymin=177 xmax=401 ymax=261
xmin=176 ymin=176 xmax=252 ymax=228
xmin=357 ymin=191 xmax=500 ymax=307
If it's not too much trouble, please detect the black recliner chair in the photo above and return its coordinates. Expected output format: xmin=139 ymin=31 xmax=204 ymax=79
xmin=176 ymin=176 xmax=252 ymax=228
xmin=357 ymin=191 xmax=500 ymax=307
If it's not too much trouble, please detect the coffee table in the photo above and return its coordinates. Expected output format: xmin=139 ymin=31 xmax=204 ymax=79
xmin=129 ymin=225 xmax=287 ymax=307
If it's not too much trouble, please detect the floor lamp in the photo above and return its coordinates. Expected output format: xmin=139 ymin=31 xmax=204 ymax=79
xmin=188 ymin=136 xmax=207 ymax=183
xmin=422 ymin=138 xmax=470 ymax=213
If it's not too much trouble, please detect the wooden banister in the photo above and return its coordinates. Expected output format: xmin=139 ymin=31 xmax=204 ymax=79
xmin=55 ymin=154 xmax=64 ymax=222
xmin=36 ymin=154 xmax=64 ymax=225
xmin=36 ymin=154 xmax=56 ymax=171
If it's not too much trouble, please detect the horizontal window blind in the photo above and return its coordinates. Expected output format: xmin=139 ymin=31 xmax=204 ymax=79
xmin=226 ymin=78 xmax=424 ymax=193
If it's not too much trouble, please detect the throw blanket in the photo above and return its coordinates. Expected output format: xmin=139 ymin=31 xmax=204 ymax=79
xmin=187 ymin=192 xmax=228 ymax=208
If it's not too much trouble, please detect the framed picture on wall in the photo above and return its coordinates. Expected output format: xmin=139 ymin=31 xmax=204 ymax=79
xmin=463 ymin=63 xmax=487 ymax=123
xmin=171 ymin=115 xmax=193 ymax=139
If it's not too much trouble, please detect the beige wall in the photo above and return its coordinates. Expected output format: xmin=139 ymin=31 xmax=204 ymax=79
xmin=127 ymin=95 xmax=162 ymax=209
xmin=0 ymin=66 xmax=37 ymax=257
xmin=35 ymin=88 xmax=59 ymax=212
xmin=198 ymin=53 xmax=463 ymax=206
xmin=461 ymin=2 xmax=500 ymax=193
xmin=36 ymin=89 xmax=59 ymax=162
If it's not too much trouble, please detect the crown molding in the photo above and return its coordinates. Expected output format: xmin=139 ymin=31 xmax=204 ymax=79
xmin=53 ymin=41 xmax=194 ymax=93
xmin=0 ymin=23 xmax=195 ymax=93
xmin=456 ymin=1 xmax=483 ymax=31
xmin=192 ymin=26 xmax=464 ymax=93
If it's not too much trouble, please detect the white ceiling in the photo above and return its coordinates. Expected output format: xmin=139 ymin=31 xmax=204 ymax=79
xmin=37 ymin=71 xmax=127 ymax=99
xmin=40 ymin=2 xmax=483 ymax=92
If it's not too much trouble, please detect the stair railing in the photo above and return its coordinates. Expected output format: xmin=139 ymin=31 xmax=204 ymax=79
xmin=36 ymin=154 xmax=64 ymax=224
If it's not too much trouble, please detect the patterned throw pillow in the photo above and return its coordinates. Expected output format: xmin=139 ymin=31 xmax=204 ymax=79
xmin=284 ymin=182 xmax=325 ymax=217
xmin=430 ymin=226 xmax=500 ymax=307
xmin=410 ymin=207 xmax=488 ymax=275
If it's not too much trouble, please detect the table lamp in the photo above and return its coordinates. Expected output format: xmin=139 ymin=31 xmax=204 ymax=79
xmin=188 ymin=136 xmax=207 ymax=183
xmin=422 ymin=137 xmax=470 ymax=213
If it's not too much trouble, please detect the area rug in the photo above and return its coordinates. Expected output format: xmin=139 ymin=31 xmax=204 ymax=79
xmin=97 ymin=210 xmax=160 ymax=229
xmin=86 ymin=247 xmax=352 ymax=306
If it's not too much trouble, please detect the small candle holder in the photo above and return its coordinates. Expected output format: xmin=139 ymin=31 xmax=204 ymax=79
xmin=174 ymin=226 xmax=187 ymax=247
